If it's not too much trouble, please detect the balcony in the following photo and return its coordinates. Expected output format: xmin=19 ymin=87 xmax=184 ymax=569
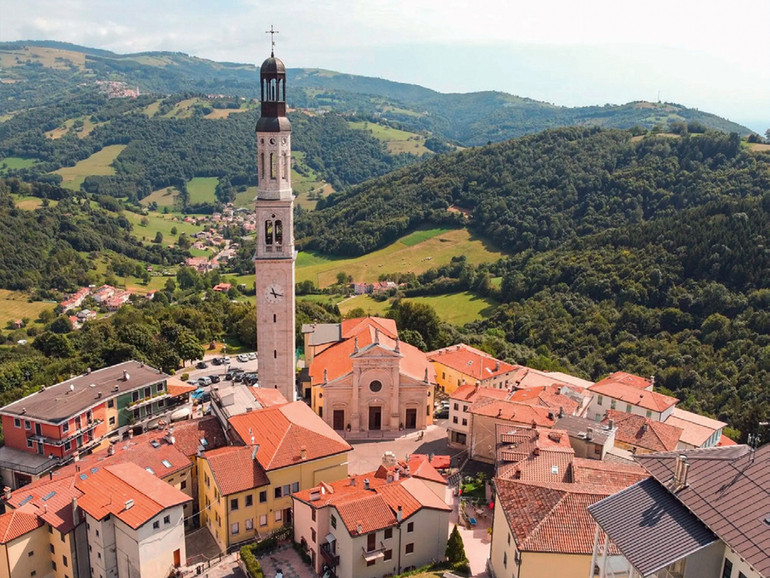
xmin=127 ymin=393 xmax=170 ymax=411
xmin=361 ymin=542 xmax=387 ymax=562
xmin=30 ymin=419 xmax=103 ymax=448
xmin=320 ymin=544 xmax=339 ymax=567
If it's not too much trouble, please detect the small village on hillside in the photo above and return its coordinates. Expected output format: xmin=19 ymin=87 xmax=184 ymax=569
xmin=0 ymin=37 xmax=767 ymax=578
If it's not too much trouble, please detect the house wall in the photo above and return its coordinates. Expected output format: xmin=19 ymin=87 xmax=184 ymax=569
xmin=3 ymin=524 xmax=51 ymax=578
xmin=162 ymin=466 xmax=193 ymax=527
xmin=519 ymin=551 xmax=594 ymax=578
xmin=86 ymin=513 xmax=118 ymax=578
xmin=588 ymin=395 xmax=671 ymax=423
xmin=489 ymin=494 xmax=515 ymax=578
xmin=433 ymin=362 xmax=473 ymax=395
xmin=681 ymin=541 xmax=724 ymax=578
xmin=447 ymin=399 xmax=472 ymax=448
xmin=115 ymin=504 xmax=185 ymax=578
xmin=720 ymin=544 xmax=764 ymax=578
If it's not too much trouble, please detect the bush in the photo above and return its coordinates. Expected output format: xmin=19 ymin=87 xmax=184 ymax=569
xmin=240 ymin=545 xmax=264 ymax=578
xmin=180 ymin=373 xmax=189 ymax=381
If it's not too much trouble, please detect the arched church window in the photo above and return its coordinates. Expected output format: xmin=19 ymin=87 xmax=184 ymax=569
xmin=265 ymin=220 xmax=273 ymax=245
xmin=270 ymin=153 xmax=277 ymax=180
xmin=278 ymin=79 xmax=284 ymax=101
xmin=281 ymin=153 xmax=288 ymax=180
xmin=369 ymin=380 xmax=383 ymax=393
xmin=275 ymin=220 xmax=283 ymax=245
xmin=260 ymin=153 xmax=265 ymax=181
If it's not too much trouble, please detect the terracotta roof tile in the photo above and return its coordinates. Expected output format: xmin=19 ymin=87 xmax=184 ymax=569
xmin=590 ymin=378 xmax=678 ymax=412
xmin=602 ymin=410 xmax=682 ymax=452
xmin=716 ymin=434 xmax=737 ymax=446
xmin=169 ymin=416 xmax=227 ymax=458
xmin=664 ymin=408 xmax=725 ymax=447
xmin=341 ymin=317 xmax=397 ymax=340
xmin=509 ymin=385 xmax=580 ymax=416
xmin=593 ymin=371 xmax=652 ymax=390
xmin=450 ymin=384 xmax=509 ymax=402
xmin=334 ymin=493 xmax=396 ymax=535
xmin=404 ymin=454 xmax=448 ymax=484
xmin=167 ymin=377 xmax=196 ymax=397
xmin=202 ymin=446 xmax=270 ymax=495
xmin=75 ymin=463 xmax=190 ymax=529
xmin=228 ymin=401 xmax=351 ymax=470
xmin=7 ymin=475 xmax=82 ymax=534
xmin=428 ymin=344 xmax=516 ymax=381
xmin=249 ymin=387 xmax=289 ymax=407
xmin=469 ymin=398 xmax=556 ymax=427
xmin=0 ymin=507 xmax=43 ymax=543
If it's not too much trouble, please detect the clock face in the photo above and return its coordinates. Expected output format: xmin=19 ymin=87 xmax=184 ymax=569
xmin=265 ymin=283 xmax=284 ymax=303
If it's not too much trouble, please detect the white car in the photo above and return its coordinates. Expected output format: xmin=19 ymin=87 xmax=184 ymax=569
xmin=237 ymin=353 xmax=249 ymax=363
xmin=247 ymin=352 xmax=257 ymax=360
xmin=222 ymin=356 xmax=231 ymax=364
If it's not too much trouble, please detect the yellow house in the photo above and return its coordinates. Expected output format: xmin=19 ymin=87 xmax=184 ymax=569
xmin=198 ymin=401 xmax=351 ymax=552
xmin=427 ymin=344 xmax=518 ymax=395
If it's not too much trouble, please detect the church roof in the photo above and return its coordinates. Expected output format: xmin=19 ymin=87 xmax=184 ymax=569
xmin=260 ymin=55 xmax=286 ymax=74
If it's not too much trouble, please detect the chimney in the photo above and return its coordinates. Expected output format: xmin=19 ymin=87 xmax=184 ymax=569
xmin=323 ymin=369 xmax=328 ymax=383
xmin=642 ymin=423 xmax=649 ymax=433
xmin=128 ymin=430 xmax=134 ymax=440
xmin=395 ymin=338 xmax=400 ymax=353
xmin=364 ymin=478 xmax=370 ymax=490
xmin=608 ymin=419 xmax=615 ymax=430
xmin=309 ymin=488 xmax=321 ymax=502
xmin=357 ymin=522 xmax=363 ymax=534
xmin=375 ymin=328 xmax=380 ymax=344
xmin=301 ymin=446 xmax=307 ymax=460
xmin=674 ymin=454 xmax=687 ymax=486
xmin=86 ymin=368 xmax=91 ymax=375
xmin=349 ymin=476 xmax=356 ymax=487
xmin=424 ymin=367 xmax=429 ymax=383
xmin=123 ymin=371 xmax=129 ymax=381
xmin=495 ymin=361 xmax=500 ymax=371
xmin=396 ymin=505 xmax=403 ymax=522
xmin=251 ymin=445 xmax=259 ymax=461
xmin=681 ymin=461 xmax=690 ymax=487
xmin=386 ymin=472 xmax=393 ymax=484
xmin=353 ymin=337 xmax=359 ymax=354
xmin=558 ymin=406 xmax=564 ymax=418
xmin=394 ymin=469 xmax=400 ymax=482
xmin=586 ymin=427 xmax=594 ymax=441
xmin=108 ymin=443 xmax=115 ymax=456
xmin=3 ymin=486 xmax=11 ymax=500
xmin=497 ymin=408 xmax=503 ymax=418
xmin=124 ymin=499 xmax=134 ymax=510
xmin=73 ymin=450 xmax=80 ymax=462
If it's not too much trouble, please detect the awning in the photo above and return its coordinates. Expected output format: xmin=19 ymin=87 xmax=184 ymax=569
xmin=362 ymin=550 xmax=385 ymax=562
xmin=325 ymin=533 xmax=336 ymax=544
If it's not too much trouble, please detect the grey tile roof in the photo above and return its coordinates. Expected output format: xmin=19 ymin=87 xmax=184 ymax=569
xmin=588 ymin=477 xmax=717 ymax=576
xmin=637 ymin=445 xmax=770 ymax=577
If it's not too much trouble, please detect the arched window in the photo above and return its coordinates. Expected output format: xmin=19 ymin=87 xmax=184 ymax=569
xmin=270 ymin=153 xmax=277 ymax=180
xmin=265 ymin=220 xmax=273 ymax=245
xmin=274 ymin=220 xmax=283 ymax=245
xmin=282 ymin=152 xmax=289 ymax=180
xmin=260 ymin=153 xmax=265 ymax=181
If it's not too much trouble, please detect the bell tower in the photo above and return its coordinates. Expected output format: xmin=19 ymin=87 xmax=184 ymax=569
xmin=254 ymin=33 xmax=296 ymax=402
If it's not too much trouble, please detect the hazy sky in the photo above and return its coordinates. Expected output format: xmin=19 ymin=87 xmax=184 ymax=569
xmin=2 ymin=0 xmax=768 ymax=132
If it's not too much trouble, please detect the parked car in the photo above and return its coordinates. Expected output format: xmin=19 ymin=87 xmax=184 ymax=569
xmin=222 ymin=356 xmax=231 ymax=364
xmin=225 ymin=368 xmax=244 ymax=380
xmin=242 ymin=373 xmax=258 ymax=386
xmin=247 ymin=352 xmax=257 ymax=360
xmin=233 ymin=372 xmax=245 ymax=383
xmin=192 ymin=388 xmax=211 ymax=403
xmin=211 ymin=357 xmax=222 ymax=366
xmin=209 ymin=375 xmax=221 ymax=384
xmin=434 ymin=407 xmax=449 ymax=419
xmin=197 ymin=376 xmax=212 ymax=387
xmin=196 ymin=361 xmax=208 ymax=369
xmin=237 ymin=353 xmax=249 ymax=363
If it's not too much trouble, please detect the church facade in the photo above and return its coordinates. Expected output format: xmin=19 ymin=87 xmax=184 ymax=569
xmin=253 ymin=46 xmax=296 ymax=402
xmin=303 ymin=317 xmax=436 ymax=434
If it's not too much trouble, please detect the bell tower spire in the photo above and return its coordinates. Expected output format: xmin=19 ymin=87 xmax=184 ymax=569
xmin=254 ymin=40 xmax=296 ymax=402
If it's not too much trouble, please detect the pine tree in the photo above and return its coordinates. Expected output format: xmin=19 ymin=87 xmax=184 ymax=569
xmin=445 ymin=524 xmax=467 ymax=564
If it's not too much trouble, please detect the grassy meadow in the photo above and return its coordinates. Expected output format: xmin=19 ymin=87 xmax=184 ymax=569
xmin=53 ymin=144 xmax=126 ymax=190
xmin=0 ymin=290 xmax=55 ymax=329
xmin=186 ymin=177 xmax=219 ymax=204
xmin=348 ymin=121 xmax=431 ymax=155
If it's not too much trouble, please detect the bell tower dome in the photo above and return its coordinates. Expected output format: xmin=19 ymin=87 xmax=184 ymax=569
xmin=254 ymin=27 xmax=296 ymax=402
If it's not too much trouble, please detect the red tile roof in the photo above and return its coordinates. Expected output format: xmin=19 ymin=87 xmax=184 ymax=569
xmin=228 ymin=401 xmax=351 ymax=471
xmin=589 ymin=376 xmax=678 ymax=412
xmin=310 ymin=318 xmax=434 ymax=385
xmin=469 ymin=398 xmax=556 ymax=427
xmin=428 ymin=344 xmax=516 ymax=381
xmin=664 ymin=408 xmax=725 ymax=447
xmin=168 ymin=416 xmax=227 ymax=458
xmin=7 ymin=475 xmax=82 ymax=534
xmin=405 ymin=454 xmax=448 ymax=484
xmin=249 ymin=387 xmax=289 ymax=408
xmin=602 ymin=410 xmax=682 ymax=453
xmin=593 ymin=371 xmax=653 ymax=390
xmin=717 ymin=434 xmax=737 ymax=446
xmin=75 ymin=463 xmax=190 ymax=529
xmin=0 ymin=507 xmax=43 ymax=544
xmin=569 ymin=458 xmax=647 ymax=487
xmin=335 ymin=493 xmax=396 ymax=535
xmin=167 ymin=377 xmax=196 ymax=397
xmin=509 ymin=385 xmax=580 ymax=416
xmin=202 ymin=446 xmax=270 ymax=496
xmin=450 ymin=384 xmax=510 ymax=402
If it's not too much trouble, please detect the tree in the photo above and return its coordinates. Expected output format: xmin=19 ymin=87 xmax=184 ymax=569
xmin=389 ymin=300 xmax=443 ymax=350
xmin=32 ymin=331 xmax=74 ymax=358
xmin=48 ymin=315 xmax=73 ymax=334
xmin=446 ymin=524 xmax=468 ymax=564
xmin=153 ymin=231 xmax=163 ymax=243
xmin=170 ymin=226 xmax=178 ymax=235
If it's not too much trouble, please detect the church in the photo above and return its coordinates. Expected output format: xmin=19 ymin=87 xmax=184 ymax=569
xmin=302 ymin=317 xmax=436 ymax=434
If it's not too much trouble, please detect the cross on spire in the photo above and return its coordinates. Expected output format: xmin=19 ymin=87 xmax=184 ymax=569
xmin=266 ymin=25 xmax=279 ymax=56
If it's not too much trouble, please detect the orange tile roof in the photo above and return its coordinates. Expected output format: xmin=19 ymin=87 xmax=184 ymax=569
xmin=228 ymin=401 xmax=351 ymax=471
xmin=340 ymin=317 xmax=397 ymax=339
xmin=664 ymin=408 xmax=726 ymax=447
xmin=310 ymin=318 xmax=434 ymax=385
xmin=249 ymin=387 xmax=289 ymax=407
xmin=0 ymin=507 xmax=43 ymax=544
xmin=449 ymin=384 xmax=510 ymax=402
xmin=602 ymin=410 xmax=683 ymax=452
xmin=428 ymin=344 xmax=516 ymax=381
xmin=589 ymin=378 xmax=678 ymax=412
xmin=75 ymin=463 xmax=190 ymax=529
xmin=570 ymin=458 xmax=647 ymax=487
xmin=594 ymin=371 xmax=653 ymax=390
xmin=167 ymin=377 xmax=196 ymax=397
xmin=202 ymin=446 xmax=270 ymax=496
xmin=7 ymin=475 xmax=82 ymax=534
xmin=169 ymin=416 xmax=227 ymax=458
xmin=469 ymin=398 xmax=556 ymax=427
xmin=335 ymin=493 xmax=396 ymax=535
xmin=509 ymin=385 xmax=580 ymax=416
xmin=717 ymin=434 xmax=737 ymax=446
xmin=405 ymin=454 xmax=448 ymax=484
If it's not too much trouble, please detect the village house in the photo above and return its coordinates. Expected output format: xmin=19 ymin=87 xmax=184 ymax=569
xmin=292 ymin=457 xmax=451 ymax=578
xmin=197 ymin=401 xmax=352 ymax=552
xmin=600 ymin=409 xmax=683 ymax=454
xmin=589 ymin=444 xmax=769 ymax=578
xmin=587 ymin=371 xmax=679 ymax=422
xmin=60 ymin=287 xmax=91 ymax=312
xmin=663 ymin=407 xmax=727 ymax=449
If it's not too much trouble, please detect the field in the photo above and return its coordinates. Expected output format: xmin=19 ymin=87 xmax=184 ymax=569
xmin=349 ymin=121 xmax=431 ymax=155
xmin=45 ymin=116 xmax=99 ymax=140
xmin=337 ymin=291 xmax=496 ymax=325
xmin=337 ymin=295 xmax=391 ymax=317
xmin=162 ymin=98 xmax=204 ymax=119
xmin=204 ymin=107 xmax=249 ymax=119
xmin=0 ymin=290 xmax=55 ymax=329
xmin=296 ymin=228 xmax=504 ymax=288
xmin=291 ymin=151 xmax=333 ymax=210
xmin=233 ymin=186 xmax=258 ymax=209
xmin=53 ymin=144 xmax=126 ymax=190
xmin=0 ymin=46 xmax=85 ymax=70
xmin=1 ymin=157 xmax=38 ymax=171
xmin=122 ymin=211 xmax=201 ymax=246
xmin=748 ymin=143 xmax=770 ymax=152
xmin=187 ymin=177 xmax=219 ymax=204
xmin=140 ymin=186 xmax=180 ymax=209
xmin=144 ymin=100 xmax=161 ymax=117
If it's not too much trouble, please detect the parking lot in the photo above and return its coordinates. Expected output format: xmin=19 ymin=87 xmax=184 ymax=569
xmin=182 ymin=352 xmax=259 ymax=390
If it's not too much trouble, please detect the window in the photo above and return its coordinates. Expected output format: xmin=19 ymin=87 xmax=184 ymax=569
xmin=311 ymin=528 xmax=316 ymax=543
xmin=13 ymin=418 xmax=20 ymax=428
xmin=503 ymin=552 xmax=508 ymax=567
xmin=273 ymin=350 xmax=277 ymax=359
xmin=330 ymin=515 xmax=337 ymax=529
xmin=275 ymin=221 xmax=283 ymax=244
xmin=626 ymin=404 xmax=632 ymax=413
xmin=407 ymin=522 xmax=414 ymax=533
xmin=259 ymin=490 xmax=267 ymax=503
xmin=245 ymin=494 xmax=253 ymax=507
xmin=108 ymin=416 xmax=115 ymax=426
xmin=25 ymin=420 xmax=31 ymax=430
xmin=27 ymin=439 xmax=33 ymax=448
xmin=259 ymin=515 xmax=267 ymax=526
xmin=738 ymin=573 xmax=747 ymax=578
xmin=597 ymin=395 xmax=603 ymax=406
xmin=245 ymin=518 xmax=253 ymax=530
xmin=462 ymin=418 xmax=467 ymax=426
xmin=283 ymin=484 xmax=291 ymax=496
xmin=646 ymin=410 xmax=652 ymax=418
xmin=610 ymin=399 xmax=617 ymax=410
xmin=153 ymin=521 xmax=160 ymax=530
xmin=265 ymin=220 xmax=273 ymax=245
xmin=107 ymin=399 xmax=114 ymax=408
xmin=274 ymin=510 xmax=282 ymax=522
xmin=463 ymin=404 xmax=468 ymax=413
xmin=507 ymin=533 xmax=511 ymax=545
xmin=52 ymin=561 xmax=57 ymax=571
xmin=63 ymin=556 xmax=68 ymax=567
xmin=157 ymin=399 xmax=164 ymax=408
xmin=452 ymin=416 xmax=458 ymax=424
xmin=367 ymin=533 xmax=376 ymax=552
xmin=367 ymin=560 xmax=375 ymax=567
xmin=453 ymin=403 xmax=458 ymax=411
xmin=181 ymin=480 xmax=187 ymax=490
xmin=132 ymin=391 xmax=139 ymax=402
xmin=270 ymin=153 xmax=277 ymax=179
xmin=231 ymin=498 xmax=239 ymax=511
xmin=405 ymin=543 xmax=414 ymax=554
xmin=275 ymin=487 xmax=282 ymax=499
xmin=311 ymin=509 xmax=316 ymax=522
xmin=721 ymin=559 xmax=733 ymax=578
xmin=384 ymin=549 xmax=392 ymax=561
xmin=51 ymin=544 xmax=55 ymax=553
xmin=231 ymin=522 xmax=239 ymax=535
xmin=163 ymin=515 xmax=170 ymax=524
xmin=64 ymin=441 xmax=71 ymax=451
xmin=384 ymin=528 xmax=392 ymax=539
xmin=291 ymin=482 xmax=299 ymax=493
xmin=442 ymin=372 xmax=446 ymax=379
xmin=28 ymin=550 xmax=34 ymax=556
xmin=369 ymin=380 xmax=383 ymax=393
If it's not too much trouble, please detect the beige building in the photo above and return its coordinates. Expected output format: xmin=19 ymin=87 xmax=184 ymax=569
xmin=292 ymin=463 xmax=451 ymax=578
xmin=587 ymin=372 xmax=678 ymax=422
xmin=305 ymin=317 xmax=435 ymax=434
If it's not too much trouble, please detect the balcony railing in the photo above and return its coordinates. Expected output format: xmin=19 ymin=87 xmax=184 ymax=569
xmin=30 ymin=419 xmax=103 ymax=447
xmin=361 ymin=542 xmax=387 ymax=560
xmin=127 ymin=393 xmax=170 ymax=410
xmin=320 ymin=544 xmax=340 ymax=567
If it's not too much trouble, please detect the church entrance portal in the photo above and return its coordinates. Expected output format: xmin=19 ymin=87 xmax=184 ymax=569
xmin=333 ymin=410 xmax=345 ymax=430
xmin=368 ymin=406 xmax=382 ymax=431
xmin=405 ymin=408 xmax=417 ymax=429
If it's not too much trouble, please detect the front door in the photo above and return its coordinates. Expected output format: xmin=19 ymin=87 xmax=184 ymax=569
xmin=369 ymin=406 xmax=381 ymax=431
xmin=173 ymin=549 xmax=181 ymax=567
xmin=405 ymin=408 xmax=417 ymax=429
xmin=333 ymin=410 xmax=345 ymax=431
